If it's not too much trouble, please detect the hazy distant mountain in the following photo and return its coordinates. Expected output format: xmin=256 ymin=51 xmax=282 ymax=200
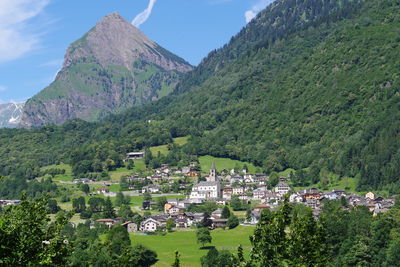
xmin=20 ymin=13 xmax=192 ymax=127
xmin=0 ymin=102 xmax=24 ymax=128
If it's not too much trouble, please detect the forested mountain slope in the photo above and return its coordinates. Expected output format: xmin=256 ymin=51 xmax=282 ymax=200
xmin=1 ymin=0 xmax=399 ymax=193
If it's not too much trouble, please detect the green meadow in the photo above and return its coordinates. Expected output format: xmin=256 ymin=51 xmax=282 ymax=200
xmin=150 ymin=136 xmax=189 ymax=156
xmin=131 ymin=226 xmax=254 ymax=267
xmin=198 ymin=155 xmax=258 ymax=174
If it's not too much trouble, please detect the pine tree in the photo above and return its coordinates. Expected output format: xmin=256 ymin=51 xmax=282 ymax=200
xmin=172 ymin=251 xmax=180 ymax=267
xmin=103 ymin=197 xmax=115 ymax=218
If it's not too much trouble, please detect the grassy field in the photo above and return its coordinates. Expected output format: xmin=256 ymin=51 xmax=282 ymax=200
xmin=150 ymin=137 xmax=189 ymax=156
xmin=41 ymin=163 xmax=74 ymax=181
xmin=131 ymin=226 xmax=254 ymax=267
xmin=198 ymin=155 xmax=258 ymax=174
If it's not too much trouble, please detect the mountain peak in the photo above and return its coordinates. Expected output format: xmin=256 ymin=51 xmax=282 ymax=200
xmin=63 ymin=13 xmax=192 ymax=72
xmin=101 ymin=12 xmax=124 ymax=21
xmin=20 ymin=12 xmax=192 ymax=127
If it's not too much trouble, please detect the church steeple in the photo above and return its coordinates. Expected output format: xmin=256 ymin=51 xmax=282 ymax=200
xmin=208 ymin=162 xmax=217 ymax=182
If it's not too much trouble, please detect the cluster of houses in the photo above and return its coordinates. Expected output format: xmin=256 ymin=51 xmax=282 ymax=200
xmin=91 ymin=162 xmax=396 ymax=233
xmin=0 ymin=199 xmax=21 ymax=207
xmin=96 ymin=198 xmax=232 ymax=233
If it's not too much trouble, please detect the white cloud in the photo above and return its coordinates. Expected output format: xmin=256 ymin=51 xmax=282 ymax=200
xmin=0 ymin=86 xmax=7 ymax=92
xmin=245 ymin=0 xmax=274 ymax=23
xmin=132 ymin=0 xmax=157 ymax=28
xmin=0 ymin=0 xmax=49 ymax=63
xmin=39 ymin=59 xmax=63 ymax=68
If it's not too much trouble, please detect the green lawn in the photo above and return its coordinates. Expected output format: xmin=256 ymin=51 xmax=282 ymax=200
xmin=109 ymin=169 xmax=132 ymax=183
xmin=150 ymin=144 xmax=170 ymax=156
xmin=278 ymin=168 xmax=296 ymax=178
xmin=41 ymin=163 xmax=74 ymax=181
xmin=131 ymin=226 xmax=254 ymax=267
xmin=150 ymin=137 xmax=189 ymax=156
xmin=291 ymin=171 xmax=359 ymax=194
xmin=198 ymin=155 xmax=258 ymax=174
xmin=132 ymin=159 xmax=146 ymax=172
xmin=173 ymin=136 xmax=189 ymax=146
xmin=109 ymin=159 xmax=146 ymax=182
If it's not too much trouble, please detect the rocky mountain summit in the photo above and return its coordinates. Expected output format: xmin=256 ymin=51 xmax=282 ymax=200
xmin=20 ymin=13 xmax=192 ymax=127
xmin=0 ymin=102 xmax=24 ymax=128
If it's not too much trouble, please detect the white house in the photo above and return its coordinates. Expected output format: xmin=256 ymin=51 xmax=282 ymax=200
xmin=253 ymin=187 xmax=268 ymax=200
xmin=190 ymin=181 xmax=221 ymax=200
xmin=244 ymin=174 xmax=254 ymax=183
xmin=140 ymin=218 xmax=161 ymax=232
xmin=289 ymin=193 xmax=304 ymax=203
xmin=182 ymin=167 xmax=190 ymax=174
xmin=142 ymin=185 xmax=160 ymax=194
xmin=232 ymin=187 xmax=245 ymax=195
xmin=365 ymin=191 xmax=376 ymax=200
xmin=274 ymin=181 xmax=291 ymax=195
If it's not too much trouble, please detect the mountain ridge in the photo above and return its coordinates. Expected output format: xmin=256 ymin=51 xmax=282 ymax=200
xmin=20 ymin=13 xmax=193 ymax=127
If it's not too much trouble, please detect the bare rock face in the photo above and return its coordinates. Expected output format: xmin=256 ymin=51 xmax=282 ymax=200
xmin=0 ymin=102 xmax=24 ymax=128
xmin=20 ymin=13 xmax=192 ymax=127
xmin=64 ymin=13 xmax=192 ymax=72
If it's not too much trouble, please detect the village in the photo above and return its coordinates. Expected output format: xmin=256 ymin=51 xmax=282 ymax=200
xmin=1 ymin=151 xmax=396 ymax=234
xmin=72 ymin=151 xmax=396 ymax=234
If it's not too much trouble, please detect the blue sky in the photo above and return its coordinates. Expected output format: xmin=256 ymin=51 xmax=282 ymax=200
xmin=0 ymin=0 xmax=274 ymax=103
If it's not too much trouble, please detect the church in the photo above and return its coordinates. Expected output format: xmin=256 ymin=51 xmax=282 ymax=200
xmin=190 ymin=162 xmax=221 ymax=200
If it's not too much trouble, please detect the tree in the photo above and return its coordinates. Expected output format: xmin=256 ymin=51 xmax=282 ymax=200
xmin=237 ymin=245 xmax=246 ymax=265
xmin=144 ymin=148 xmax=153 ymax=166
xmin=0 ymin=195 xmax=72 ymax=266
xmin=227 ymin=215 xmax=239 ymax=229
xmin=234 ymin=163 xmax=241 ymax=174
xmin=47 ymin=199 xmax=61 ymax=214
xmin=230 ymin=195 xmax=243 ymax=211
xmin=172 ymin=251 xmax=180 ymax=267
xmin=157 ymin=196 xmax=168 ymax=211
xmin=200 ymin=247 xmax=219 ymax=267
xmin=196 ymin=227 xmax=212 ymax=248
xmin=103 ymin=197 xmax=115 ymax=218
xmin=246 ymin=207 xmax=252 ymax=222
xmin=221 ymin=206 xmax=231 ymax=219
xmin=242 ymin=164 xmax=249 ymax=173
xmin=119 ymin=244 xmax=158 ymax=267
xmin=200 ymin=248 xmax=234 ymax=267
xmin=118 ymin=204 xmax=135 ymax=220
xmin=286 ymin=211 xmax=328 ymax=266
xmin=120 ymin=177 xmax=129 ymax=191
xmin=126 ymin=159 xmax=135 ymax=170
xmin=88 ymin=197 xmax=104 ymax=213
xmin=72 ymin=196 xmax=86 ymax=213
xmin=116 ymin=191 xmax=126 ymax=207
xmin=386 ymin=238 xmax=400 ymax=266
xmin=80 ymin=183 xmax=90 ymax=195
xmin=166 ymin=218 xmax=175 ymax=232
xmin=106 ymin=225 xmax=131 ymax=255
xmin=250 ymin=207 xmax=288 ymax=266
xmin=143 ymin=191 xmax=152 ymax=201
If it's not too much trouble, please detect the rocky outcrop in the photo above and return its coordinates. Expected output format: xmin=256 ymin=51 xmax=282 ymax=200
xmin=20 ymin=13 xmax=192 ymax=127
xmin=0 ymin=102 xmax=24 ymax=128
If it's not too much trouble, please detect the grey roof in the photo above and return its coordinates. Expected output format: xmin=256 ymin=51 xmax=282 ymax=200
xmin=194 ymin=181 xmax=220 ymax=187
xmin=211 ymin=161 xmax=216 ymax=171
xmin=212 ymin=208 xmax=223 ymax=215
